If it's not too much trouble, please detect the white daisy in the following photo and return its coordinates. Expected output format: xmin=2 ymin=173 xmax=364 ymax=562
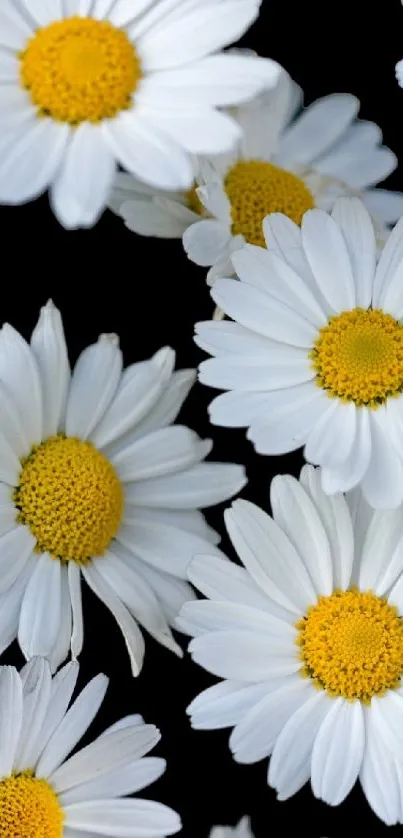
xmin=210 ymin=818 xmax=253 ymax=838
xmin=0 ymin=301 xmax=246 ymax=675
xmin=196 ymin=196 xmax=403 ymax=509
xmin=0 ymin=0 xmax=279 ymax=230
xmin=0 ymin=656 xmax=181 ymax=838
xmin=183 ymin=68 xmax=403 ymax=284
xmin=178 ymin=466 xmax=403 ymax=825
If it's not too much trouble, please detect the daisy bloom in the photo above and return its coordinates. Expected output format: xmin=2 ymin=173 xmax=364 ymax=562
xmin=0 ymin=0 xmax=279 ymax=229
xmin=183 ymin=69 xmax=403 ymax=284
xmin=210 ymin=818 xmax=254 ymax=838
xmin=0 ymin=301 xmax=246 ymax=675
xmin=178 ymin=466 xmax=403 ymax=824
xmin=196 ymin=196 xmax=403 ymax=509
xmin=0 ymin=656 xmax=181 ymax=838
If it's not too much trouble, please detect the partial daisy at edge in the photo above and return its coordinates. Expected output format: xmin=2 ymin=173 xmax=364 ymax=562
xmin=109 ymin=66 xmax=403 ymax=284
xmin=0 ymin=0 xmax=279 ymax=229
xmin=195 ymin=195 xmax=403 ymax=509
xmin=0 ymin=656 xmax=181 ymax=838
xmin=0 ymin=301 xmax=246 ymax=675
xmin=210 ymin=817 xmax=254 ymax=838
xmin=177 ymin=466 xmax=403 ymax=825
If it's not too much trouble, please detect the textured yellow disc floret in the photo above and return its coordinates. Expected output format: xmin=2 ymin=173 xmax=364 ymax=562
xmin=224 ymin=159 xmax=315 ymax=247
xmin=19 ymin=17 xmax=142 ymax=124
xmin=0 ymin=773 xmax=64 ymax=838
xmin=296 ymin=589 xmax=403 ymax=702
xmin=311 ymin=308 xmax=403 ymax=407
xmin=15 ymin=436 xmax=124 ymax=564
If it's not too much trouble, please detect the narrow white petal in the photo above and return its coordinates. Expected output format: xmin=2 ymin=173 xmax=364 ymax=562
xmin=82 ymin=563 xmax=145 ymax=676
xmin=358 ymin=508 xmax=403 ymax=592
xmin=65 ymin=335 xmax=122 ymax=439
xmin=68 ymin=561 xmax=83 ymax=661
xmin=124 ymin=462 xmax=246 ymax=509
xmin=301 ymin=209 xmax=356 ymax=312
xmin=36 ymin=673 xmax=108 ymax=779
xmin=0 ymin=666 xmax=23 ymax=776
xmin=199 ymin=351 xmax=313 ymax=392
xmin=21 ymin=0 xmax=63 ymax=26
xmin=48 ymin=565 xmax=72 ymax=674
xmin=311 ymin=698 xmax=364 ymax=805
xmin=131 ymin=559 xmax=197 ymax=626
xmin=18 ymin=553 xmax=62 ymax=659
xmin=361 ymin=411 xmax=403 ymax=508
xmin=225 ymin=500 xmax=316 ymax=614
xmin=363 ymin=188 xmax=403 ymax=224
xmin=14 ymin=657 xmax=51 ymax=772
xmin=117 ymin=517 xmax=221 ymax=578
xmin=0 ymin=324 xmax=43 ymax=446
xmin=0 ymin=526 xmax=35 ymax=595
xmin=372 ymin=216 xmax=403 ymax=317
xmin=64 ymin=798 xmax=181 ymax=837
xmin=247 ymin=383 xmax=328 ymax=455
xmin=33 ymin=662 xmax=79 ymax=764
xmin=177 ymin=599 xmax=295 ymax=641
xmin=189 ymin=630 xmax=299 ymax=681
xmin=60 ymin=757 xmax=165 ymax=805
xmin=0 ymin=558 xmax=34 ymax=657
xmin=321 ymin=408 xmax=372 ymax=495
xmin=360 ymin=707 xmax=402 ymax=826
xmin=136 ymin=102 xmax=241 ymax=155
xmin=278 ymin=94 xmax=359 ymax=166
xmin=331 ymin=197 xmax=376 ymax=309
xmin=187 ymin=680 xmax=271 ymax=731
xmin=270 ymin=474 xmax=333 ymax=596
xmin=304 ymin=400 xmax=356 ymax=469
xmin=0 ymin=0 xmax=33 ymax=49
xmin=111 ymin=426 xmax=211 ymax=482
xmin=30 ymin=300 xmax=71 ymax=437
xmin=0 ymin=120 xmax=69 ymax=205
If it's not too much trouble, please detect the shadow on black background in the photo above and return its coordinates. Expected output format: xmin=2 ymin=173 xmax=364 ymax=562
xmin=1 ymin=0 xmax=402 ymax=835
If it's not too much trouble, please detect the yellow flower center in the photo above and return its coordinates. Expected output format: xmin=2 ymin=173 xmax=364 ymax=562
xmin=296 ymin=589 xmax=403 ymax=702
xmin=15 ymin=436 xmax=124 ymax=564
xmin=311 ymin=308 xmax=403 ymax=407
xmin=0 ymin=773 xmax=64 ymax=838
xmin=19 ymin=16 xmax=142 ymax=124
xmin=224 ymin=159 xmax=315 ymax=247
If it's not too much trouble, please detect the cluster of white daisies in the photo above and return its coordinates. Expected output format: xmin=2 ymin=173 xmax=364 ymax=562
xmin=2 ymin=0 xmax=403 ymax=835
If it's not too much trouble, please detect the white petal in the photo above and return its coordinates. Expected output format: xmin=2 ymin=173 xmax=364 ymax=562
xmin=270 ymin=474 xmax=333 ymax=596
xmin=14 ymin=657 xmax=51 ymax=772
xmin=0 ymin=485 xmax=17 ymax=539
xmin=30 ymin=301 xmax=70 ymax=437
xmin=34 ymin=662 xmax=79 ymax=762
xmin=0 ymin=379 xmax=30 ymax=462
xmin=178 ymin=599 xmax=295 ymax=641
xmin=21 ymin=0 xmax=63 ymax=26
xmin=301 ymin=209 xmax=356 ymax=312
xmin=358 ymin=507 xmax=403 ymax=592
xmin=51 ymin=126 xmax=116 ymax=229
xmin=189 ymin=630 xmax=299 ymax=681
xmin=311 ymin=698 xmax=364 ymax=805
xmin=183 ymin=220 xmax=232 ymax=267
xmin=136 ymin=101 xmax=241 ymax=155
xmin=372 ymin=216 xmax=403 ymax=316
xmin=361 ymin=411 xmax=403 ymax=508
xmin=124 ymin=507 xmax=218 ymax=543
xmin=0 ymin=324 xmax=43 ymax=446
xmin=0 ymin=558 xmax=34 ymax=657
xmin=124 ymin=462 xmax=246 ymax=509
xmin=230 ymin=678 xmax=312 ymax=764
xmin=103 ymin=111 xmax=193 ymax=190
xmin=300 ymin=465 xmax=354 ymax=590
xmin=136 ymin=0 xmax=261 ymax=70
xmin=207 ymin=390 xmax=275 ymax=429
xmin=360 ymin=707 xmax=402 ymax=826
xmin=321 ymin=408 xmax=372 ymax=495
xmin=65 ymin=334 xmax=122 ymax=439
xmin=363 ymin=188 xmax=403 ymax=224
xmin=64 ymin=798 xmax=181 ymax=837
xmin=36 ymin=673 xmax=108 ymax=779
xmin=278 ymin=94 xmax=359 ymax=166
xmin=225 ymin=500 xmax=316 ymax=614
xmin=370 ymin=691 xmax=403 ymax=763
xmin=211 ymin=279 xmax=317 ymax=347
xmin=119 ymin=197 xmax=191 ymax=238
xmin=187 ymin=553 xmax=287 ymax=618
xmin=0 ymin=0 xmax=33 ymax=49
xmin=0 ymin=120 xmax=69 ymax=205
xmin=133 ymin=558 xmax=196 ymax=626
xmin=248 ymin=383 xmax=328 ymax=456
xmin=0 ymin=666 xmax=23 ymax=777
xmin=18 ymin=553 xmax=61 ymax=660
xmin=262 ymin=214 xmax=329 ymax=310
xmin=51 ymin=723 xmax=160 ymax=793
xmin=187 ymin=680 xmax=272 ymax=730
xmin=48 ymin=566 xmax=72 ymax=674
xmin=60 ymin=757 xmax=165 ymax=805
xmin=268 ymin=691 xmax=331 ymax=798
xmin=199 ymin=350 xmax=313 ymax=392
xmin=82 ymin=563 xmax=145 ymax=676
xmin=68 ymin=561 xmax=83 ymax=661
xmin=95 ymin=550 xmax=180 ymax=655
xmin=195 ymin=320 xmax=272 ymax=358
xmin=304 ymin=400 xmax=356 ymax=469
xmin=117 ymin=516 xmax=221 ymax=578
xmin=0 ymin=526 xmax=35 ymax=595
xmin=319 ymin=147 xmax=397 ymax=190
xmin=331 ymin=198 xmax=376 ymax=309
xmin=112 ymin=426 xmax=211 ymax=481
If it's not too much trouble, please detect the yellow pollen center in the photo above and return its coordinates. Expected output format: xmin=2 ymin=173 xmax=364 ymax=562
xmin=311 ymin=308 xmax=403 ymax=407
xmin=15 ymin=436 xmax=124 ymax=564
xmin=224 ymin=159 xmax=315 ymax=247
xmin=19 ymin=16 xmax=142 ymax=124
xmin=296 ymin=589 xmax=403 ymax=702
xmin=0 ymin=773 xmax=64 ymax=838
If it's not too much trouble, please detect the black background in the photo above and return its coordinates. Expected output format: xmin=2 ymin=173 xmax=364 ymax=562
xmin=1 ymin=0 xmax=403 ymax=835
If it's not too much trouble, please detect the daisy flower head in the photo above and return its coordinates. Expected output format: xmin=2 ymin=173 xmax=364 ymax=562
xmin=196 ymin=196 xmax=403 ymax=509
xmin=178 ymin=466 xmax=403 ymax=825
xmin=0 ymin=301 xmax=246 ymax=675
xmin=0 ymin=656 xmax=181 ymax=838
xmin=183 ymin=68 xmax=403 ymax=284
xmin=0 ymin=0 xmax=279 ymax=230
